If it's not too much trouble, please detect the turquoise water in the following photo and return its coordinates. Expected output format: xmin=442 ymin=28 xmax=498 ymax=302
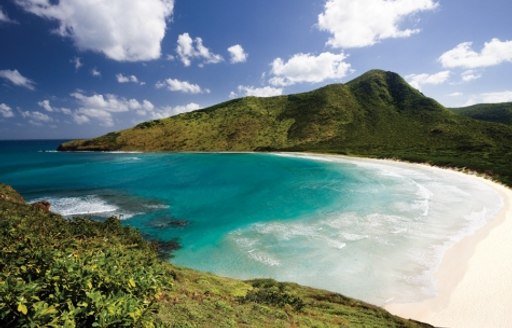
xmin=0 ymin=140 xmax=503 ymax=305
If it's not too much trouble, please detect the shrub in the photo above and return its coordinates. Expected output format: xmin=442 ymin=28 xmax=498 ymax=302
xmin=239 ymin=279 xmax=305 ymax=312
xmin=0 ymin=197 xmax=174 ymax=327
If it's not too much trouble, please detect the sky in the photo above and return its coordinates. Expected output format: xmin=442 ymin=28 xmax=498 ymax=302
xmin=0 ymin=0 xmax=511 ymax=139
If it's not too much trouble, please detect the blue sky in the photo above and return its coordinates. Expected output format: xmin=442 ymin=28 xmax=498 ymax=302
xmin=0 ymin=0 xmax=511 ymax=139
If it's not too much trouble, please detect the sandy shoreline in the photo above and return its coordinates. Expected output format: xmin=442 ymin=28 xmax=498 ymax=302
xmin=284 ymin=152 xmax=512 ymax=327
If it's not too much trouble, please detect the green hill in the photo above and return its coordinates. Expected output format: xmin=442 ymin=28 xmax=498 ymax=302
xmin=450 ymin=102 xmax=512 ymax=125
xmin=58 ymin=69 xmax=512 ymax=185
xmin=0 ymin=183 xmax=432 ymax=327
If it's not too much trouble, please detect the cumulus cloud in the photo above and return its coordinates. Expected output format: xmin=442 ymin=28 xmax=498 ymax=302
xmin=91 ymin=68 xmax=101 ymax=77
xmin=269 ymin=52 xmax=351 ymax=86
xmin=228 ymin=44 xmax=248 ymax=64
xmin=230 ymin=85 xmax=283 ymax=98
xmin=0 ymin=103 xmax=14 ymax=118
xmin=150 ymin=103 xmax=201 ymax=119
xmin=15 ymin=0 xmax=174 ymax=61
xmin=71 ymin=92 xmax=154 ymax=113
xmin=70 ymin=91 xmax=156 ymax=126
xmin=0 ymin=69 xmax=36 ymax=90
xmin=461 ymin=70 xmax=481 ymax=82
xmin=405 ymin=70 xmax=450 ymax=90
xmin=21 ymin=110 xmax=52 ymax=126
xmin=116 ymin=73 xmax=141 ymax=84
xmin=59 ymin=91 xmax=197 ymax=126
xmin=176 ymin=33 xmax=223 ymax=67
xmin=439 ymin=38 xmax=512 ymax=69
xmin=155 ymin=78 xmax=209 ymax=94
xmin=38 ymin=99 xmax=72 ymax=115
xmin=318 ymin=0 xmax=438 ymax=48
xmin=0 ymin=7 xmax=16 ymax=23
xmin=38 ymin=99 xmax=54 ymax=112
xmin=465 ymin=91 xmax=512 ymax=106
xmin=74 ymin=108 xmax=113 ymax=126
xmin=71 ymin=57 xmax=82 ymax=70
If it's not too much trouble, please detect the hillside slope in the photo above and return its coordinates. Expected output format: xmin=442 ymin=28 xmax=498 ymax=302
xmin=58 ymin=70 xmax=512 ymax=185
xmin=0 ymin=183 xmax=432 ymax=327
xmin=450 ymin=102 xmax=512 ymax=125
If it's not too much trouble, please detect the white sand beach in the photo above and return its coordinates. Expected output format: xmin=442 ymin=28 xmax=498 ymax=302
xmin=287 ymin=153 xmax=512 ymax=328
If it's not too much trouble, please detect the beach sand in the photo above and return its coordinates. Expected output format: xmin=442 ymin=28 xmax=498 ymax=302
xmin=287 ymin=153 xmax=512 ymax=328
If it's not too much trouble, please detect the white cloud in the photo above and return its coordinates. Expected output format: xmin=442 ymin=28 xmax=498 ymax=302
xmin=448 ymin=92 xmax=463 ymax=97
xmin=71 ymin=56 xmax=82 ymax=70
xmin=15 ymin=0 xmax=174 ymax=61
xmin=155 ymin=78 xmax=209 ymax=94
xmin=40 ymin=90 xmax=196 ymax=126
xmin=405 ymin=70 xmax=450 ymax=90
xmin=461 ymin=70 xmax=481 ymax=82
xmin=150 ymin=103 xmax=201 ymax=119
xmin=38 ymin=99 xmax=54 ymax=112
xmin=91 ymin=68 xmax=101 ymax=77
xmin=0 ymin=69 xmax=36 ymax=90
xmin=75 ymin=108 xmax=114 ymax=127
xmin=0 ymin=7 xmax=16 ymax=23
xmin=59 ymin=107 xmax=72 ymax=115
xmin=228 ymin=44 xmax=248 ymax=64
xmin=70 ymin=91 xmax=156 ymax=126
xmin=21 ymin=110 xmax=52 ymax=126
xmin=230 ymin=85 xmax=283 ymax=98
xmin=269 ymin=52 xmax=351 ymax=86
xmin=439 ymin=38 xmax=512 ymax=69
xmin=38 ymin=99 xmax=73 ymax=116
xmin=466 ymin=91 xmax=512 ymax=106
xmin=0 ymin=103 xmax=14 ymax=118
xmin=72 ymin=113 xmax=90 ymax=125
xmin=318 ymin=0 xmax=438 ymax=48
xmin=176 ymin=33 xmax=223 ymax=67
xmin=116 ymin=73 xmax=140 ymax=84
xmin=71 ymin=91 xmax=153 ymax=113
xmin=176 ymin=33 xmax=194 ymax=66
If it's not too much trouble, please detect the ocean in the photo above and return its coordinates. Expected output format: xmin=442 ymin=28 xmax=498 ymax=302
xmin=0 ymin=140 xmax=502 ymax=305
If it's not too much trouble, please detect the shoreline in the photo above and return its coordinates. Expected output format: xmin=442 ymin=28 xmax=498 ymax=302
xmin=284 ymin=152 xmax=512 ymax=327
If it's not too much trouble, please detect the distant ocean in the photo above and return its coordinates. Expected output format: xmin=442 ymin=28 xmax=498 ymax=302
xmin=0 ymin=140 xmax=503 ymax=305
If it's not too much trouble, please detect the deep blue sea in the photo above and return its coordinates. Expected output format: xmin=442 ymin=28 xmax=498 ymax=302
xmin=0 ymin=140 xmax=503 ymax=305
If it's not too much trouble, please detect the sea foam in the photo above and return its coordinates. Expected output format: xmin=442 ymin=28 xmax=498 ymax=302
xmin=31 ymin=195 xmax=137 ymax=219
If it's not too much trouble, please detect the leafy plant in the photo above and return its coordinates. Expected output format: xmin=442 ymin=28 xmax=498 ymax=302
xmin=239 ymin=279 xmax=305 ymax=312
xmin=0 ymin=194 xmax=173 ymax=327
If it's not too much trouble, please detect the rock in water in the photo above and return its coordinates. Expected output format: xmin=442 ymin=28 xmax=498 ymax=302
xmin=32 ymin=200 xmax=51 ymax=212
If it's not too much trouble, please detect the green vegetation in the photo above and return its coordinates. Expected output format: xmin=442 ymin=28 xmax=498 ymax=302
xmin=0 ymin=184 xmax=173 ymax=327
xmin=0 ymin=184 xmax=432 ymax=327
xmin=156 ymin=272 xmax=431 ymax=327
xmin=450 ymin=102 xmax=512 ymax=125
xmin=58 ymin=70 xmax=512 ymax=186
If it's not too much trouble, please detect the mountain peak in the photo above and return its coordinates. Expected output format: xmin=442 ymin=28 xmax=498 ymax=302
xmin=347 ymin=69 xmax=443 ymax=112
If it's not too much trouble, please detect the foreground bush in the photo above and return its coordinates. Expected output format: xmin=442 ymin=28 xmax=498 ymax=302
xmin=0 ymin=192 xmax=173 ymax=327
xmin=239 ymin=279 xmax=305 ymax=311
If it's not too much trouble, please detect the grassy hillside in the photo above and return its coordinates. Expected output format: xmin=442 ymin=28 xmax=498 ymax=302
xmin=450 ymin=102 xmax=512 ymax=125
xmin=58 ymin=69 xmax=512 ymax=186
xmin=0 ymin=183 xmax=432 ymax=327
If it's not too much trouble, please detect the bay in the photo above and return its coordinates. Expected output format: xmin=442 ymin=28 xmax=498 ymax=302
xmin=0 ymin=140 xmax=502 ymax=304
